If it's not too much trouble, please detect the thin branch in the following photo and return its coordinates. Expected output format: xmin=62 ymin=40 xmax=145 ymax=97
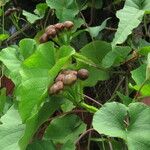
xmin=83 ymin=94 xmax=103 ymax=106
xmin=6 ymin=23 xmax=33 ymax=43
xmin=104 ymin=27 xmax=117 ymax=31
xmin=47 ymin=109 xmax=88 ymax=122
xmin=108 ymin=76 xmax=125 ymax=102
xmin=76 ymin=128 xmax=95 ymax=145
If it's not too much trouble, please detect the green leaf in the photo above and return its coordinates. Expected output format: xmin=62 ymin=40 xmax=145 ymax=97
xmin=46 ymin=0 xmax=79 ymax=22
xmin=44 ymin=114 xmax=86 ymax=144
xmin=112 ymin=0 xmax=148 ymax=47
xmin=0 ymin=0 xmax=10 ymax=6
xmin=63 ymin=81 xmax=83 ymax=104
xmin=86 ymin=18 xmax=109 ymax=38
xmin=18 ymin=42 xmax=55 ymax=121
xmin=18 ymin=68 xmax=50 ymax=122
xmin=18 ymin=43 xmax=75 ymax=122
xmin=93 ymin=102 xmax=127 ymax=139
xmin=0 ymin=34 xmax=9 ymax=41
xmin=102 ymin=46 xmax=132 ymax=68
xmin=23 ymin=3 xmax=47 ymax=24
xmin=27 ymin=140 xmax=56 ymax=150
xmin=0 ymin=47 xmax=22 ymax=84
xmin=57 ymin=45 xmax=75 ymax=59
xmin=117 ymin=91 xmax=133 ymax=106
xmin=61 ymin=140 xmax=76 ymax=150
xmin=146 ymin=53 xmax=150 ymax=79
xmin=93 ymin=102 xmax=150 ymax=150
xmin=23 ymin=11 xmax=40 ymax=24
xmin=0 ymin=106 xmax=25 ymax=150
xmin=23 ymin=42 xmax=55 ymax=68
xmin=61 ymin=99 xmax=75 ymax=112
xmin=19 ymin=97 xmax=63 ymax=150
xmin=0 ymin=88 xmax=6 ymax=115
xmin=19 ymin=38 xmax=37 ymax=59
xmin=131 ymin=64 xmax=146 ymax=85
xmin=34 ymin=3 xmax=48 ymax=16
xmin=130 ymin=64 xmax=150 ymax=96
xmin=78 ymin=41 xmax=111 ymax=86
xmin=80 ymin=41 xmax=111 ymax=66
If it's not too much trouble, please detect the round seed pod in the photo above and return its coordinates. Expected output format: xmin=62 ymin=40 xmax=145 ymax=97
xmin=64 ymin=21 xmax=74 ymax=29
xmin=63 ymin=74 xmax=77 ymax=85
xmin=77 ymin=69 xmax=89 ymax=80
xmin=61 ymin=70 xmax=77 ymax=76
xmin=49 ymin=81 xmax=64 ymax=94
xmin=54 ymin=23 xmax=64 ymax=31
xmin=39 ymin=33 xmax=49 ymax=43
xmin=55 ymin=74 xmax=65 ymax=82
xmin=45 ymin=25 xmax=55 ymax=32
xmin=46 ymin=27 xmax=57 ymax=38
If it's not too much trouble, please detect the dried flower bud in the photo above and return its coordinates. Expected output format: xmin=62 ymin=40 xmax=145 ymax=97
xmin=54 ymin=23 xmax=64 ymax=31
xmin=77 ymin=69 xmax=89 ymax=80
xmin=46 ymin=28 xmax=57 ymax=38
xmin=39 ymin=33 xmax=49 ymax=43
xmin=64 ymin=21 xmax=74 ymax=29
xmin=63 ymin=74 xmax=77 ymax=85
xmin=55 ymin=74 xmax=65 ymax=82
xmin=45 ymin=25 xmax=55 ymax=32
xmin=49 ymin=81 xmax=64 ymax=94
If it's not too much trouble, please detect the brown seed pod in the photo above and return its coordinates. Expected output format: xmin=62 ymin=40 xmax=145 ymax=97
xmin=64 ymin=21 xmax=74 ymax=29
xmin=63 ymin=74 xmax=77 ymax=85
xmin=61 ymin=70 xmax=77 ymax=76
xmin=49 ymin=81 xmax=64 ymax=94
xmin=45 ymin=25 xmax=55 ymax=32
xmin=77 ymin=69 xmax=89 ymax=80
xmin=54 ymin=23 xmax=65 ymax=31
xmin=55 ymin=74 xmax=65 ymax=82
xmin=46 ymin=28 xmax=57 ymax=38
xmin=39 ymin=33 xmax=49 ymax=43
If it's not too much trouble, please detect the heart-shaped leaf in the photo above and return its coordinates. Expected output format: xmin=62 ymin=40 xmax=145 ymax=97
xmin=44 ymin=114 xmax=86 ymax=144
xmin=93 ymin=102 xmax=150 ymax=150
xmin=18 ymin=43 xmax=75 ymax=122
xmin=112 ymin=0 xmax=150 ymax=47
xmin=0 ymin=106 xmax=25 ymax=150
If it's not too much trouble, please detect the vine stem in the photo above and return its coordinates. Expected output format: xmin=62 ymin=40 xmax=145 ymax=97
xmin=79 ymin=102 xmax=98 ymax=113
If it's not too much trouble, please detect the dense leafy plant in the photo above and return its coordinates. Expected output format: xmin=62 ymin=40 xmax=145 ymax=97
xmin=1 ymin=0 xmax=150 ymax=150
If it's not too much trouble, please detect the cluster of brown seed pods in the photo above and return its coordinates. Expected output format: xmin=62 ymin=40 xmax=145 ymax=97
xmin=49 ymin=69 xmax=89 ymax=95
xmin=39 ymin=21 xmax=74 ymax=43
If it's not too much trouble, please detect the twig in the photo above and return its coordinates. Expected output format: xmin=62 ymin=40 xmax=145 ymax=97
xmin=83 ymin=94 xmax=103 ymax=106
xmin=108 ymin=141 xmax=113 ymax=150
xmin=47 ymin=109 xmax=88 ymax=122
xmin=87 ymin=124 xmax=92 ymax=150
xmin=44 ymin=9 xmax=52 ymax=28
xmin=104 ymin=27 xmax=117 ymax=31
xmin=108 ymin=76 xmax=125 ymax=102
xmin=76 ymin=128 xmax=95 ymax=145
xmin=6 ymin=24 xmax=32 ymax=43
